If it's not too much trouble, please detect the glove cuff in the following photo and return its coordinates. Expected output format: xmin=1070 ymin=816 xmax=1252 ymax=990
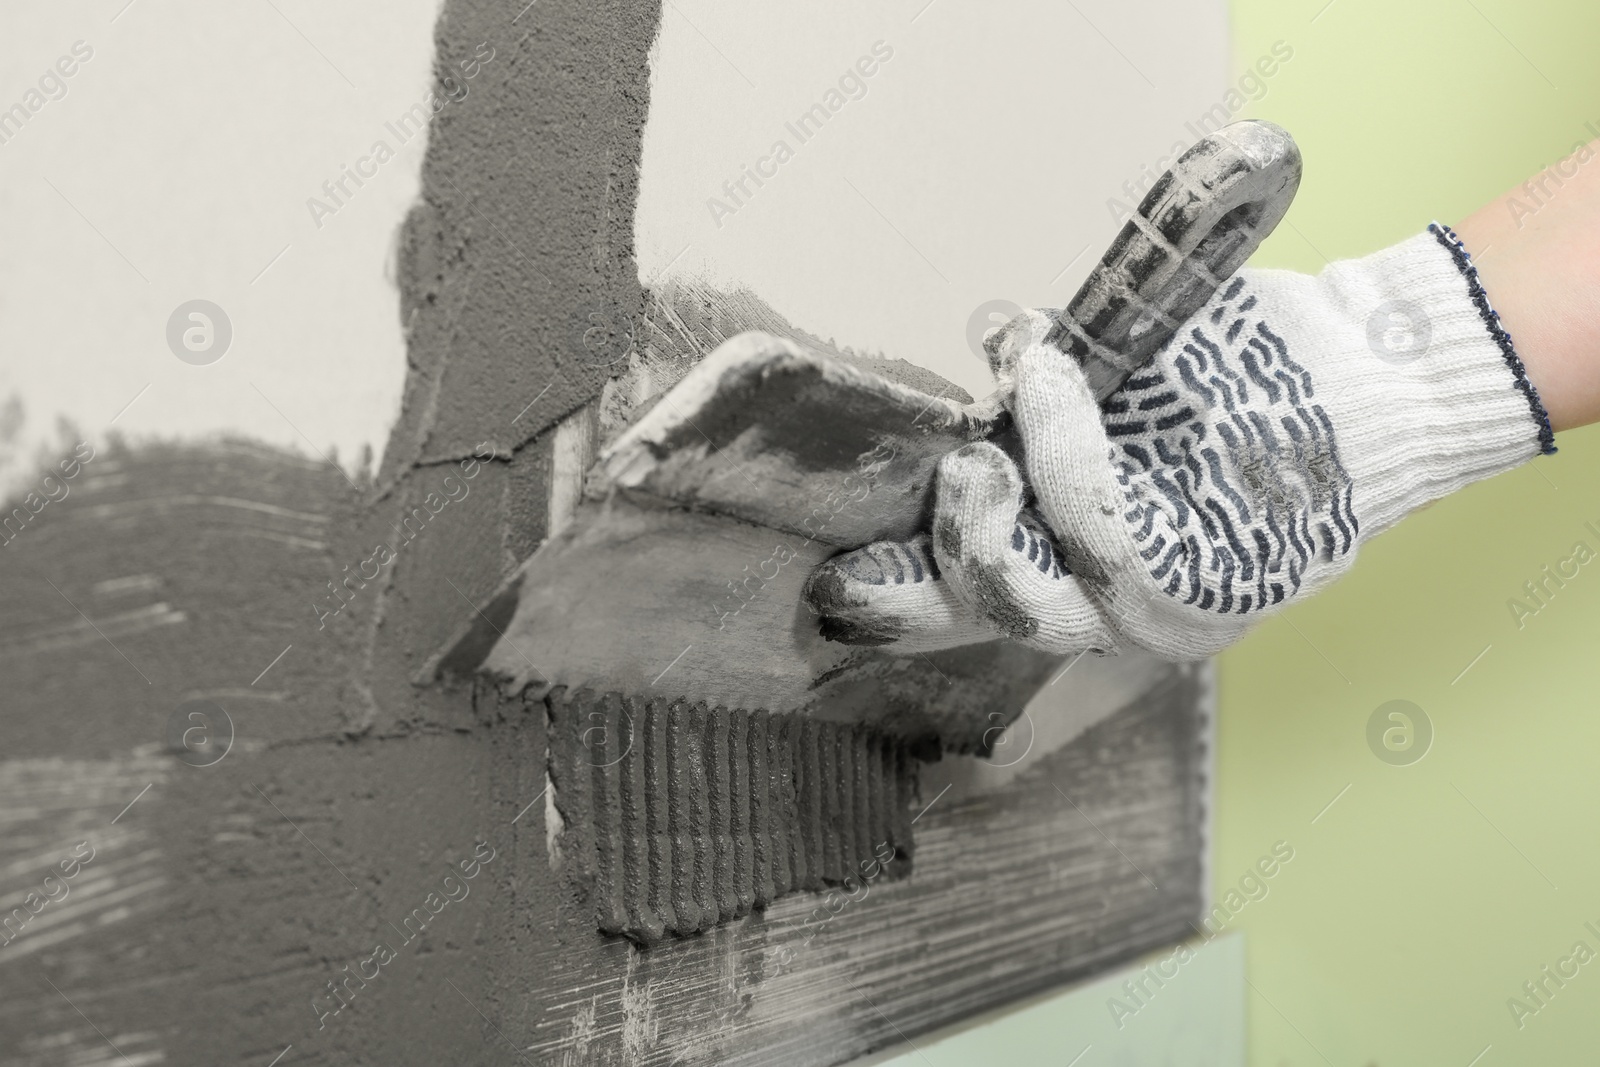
xmin=1429 ymin=222 xmax=1557 ymax=454
xmin=1314 ymin=223 xmax=1555 ymax=541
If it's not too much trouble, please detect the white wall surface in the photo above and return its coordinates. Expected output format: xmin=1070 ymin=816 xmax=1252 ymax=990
xmin=637 ymin=0 xmax=1233 ymax=400
xmin=0 ymin=0 xmax=441 ymax=491
xmin=1 ymin=0 xmax=1233 ymax=492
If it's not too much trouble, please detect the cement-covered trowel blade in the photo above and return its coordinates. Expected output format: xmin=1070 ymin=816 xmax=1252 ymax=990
xmin=431 ymin=332 xmax=1058 ymax=749
xmin=475 ymin=496 xmax=1058 ymax=747
xmin=602 ymin=332 xmax=1001 ymax=547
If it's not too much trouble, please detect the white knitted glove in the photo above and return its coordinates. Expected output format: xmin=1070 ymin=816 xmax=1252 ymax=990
xmin=804 ymin=224 xmax=1555 ymax=659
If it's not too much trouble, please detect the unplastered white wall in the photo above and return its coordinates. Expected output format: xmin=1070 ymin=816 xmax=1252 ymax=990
xmin=0 ymin=0 xmax=441 ymax=491
xmin=636 ymin=0 xmax=1234 ymax=401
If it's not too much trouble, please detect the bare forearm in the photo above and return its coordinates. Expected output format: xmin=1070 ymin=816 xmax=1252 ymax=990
xmin=1454 ymin=141 xmax=1600 ymax=433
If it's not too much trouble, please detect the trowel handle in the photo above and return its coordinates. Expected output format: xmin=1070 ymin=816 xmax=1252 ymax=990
xmin=1050 ymin=120 xmax=1303 ymax=400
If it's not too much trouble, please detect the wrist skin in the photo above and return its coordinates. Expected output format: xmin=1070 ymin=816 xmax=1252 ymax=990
xmin=1453 ymin=139 xmax=1600 ymax=434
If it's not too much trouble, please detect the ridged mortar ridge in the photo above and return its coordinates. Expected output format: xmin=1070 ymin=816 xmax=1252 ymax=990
xmin=550 ymin=691 xmax=919 ymax=943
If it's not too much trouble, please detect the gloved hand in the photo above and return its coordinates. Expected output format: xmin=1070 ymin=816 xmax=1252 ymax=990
xmin=803 ymin=223 xmax=1556 ymax=660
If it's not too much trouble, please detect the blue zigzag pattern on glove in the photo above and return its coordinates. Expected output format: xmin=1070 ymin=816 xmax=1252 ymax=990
xmin=1102 ymin=276 xmax=1358 ymax=614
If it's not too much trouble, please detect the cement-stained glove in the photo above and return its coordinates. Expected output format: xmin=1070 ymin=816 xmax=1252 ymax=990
xmin=803 ymin=224 xmax=1556 ymax=659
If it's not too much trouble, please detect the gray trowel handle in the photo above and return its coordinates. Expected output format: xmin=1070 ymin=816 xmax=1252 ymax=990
xmin=1051 ymin=120 xmax=1303 ymax=400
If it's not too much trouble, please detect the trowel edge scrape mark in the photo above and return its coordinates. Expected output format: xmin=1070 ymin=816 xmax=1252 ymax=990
xmin=747 ymin=710 xmax=775 ymax=905
xmin=643 ymin=699 xmax=678 ymax=935
xmin=619 ymin=695 xmax=662 ymax=941
xmin=768 ymin=713 xmax=795 ymax=897
xmin=798 ymin=718 xmax=824 ymax=891
xmin=865 ymin=731 xmax=888 ymax=866
xmin=835 ymin=729 xmax=856 ymax=884
xmin=729 ymin=709 xmax=756 ymax=915
xmin=853 ymin=726 xmax=874 ymax=873
xmin=704 ymin=705 xmax=736 ymax=919
xmin=592 ymin=692 xmax=627 ymax=935
xmin=666 ymin=698 xmax=701 ymax=935
xmin=686 ymin=702 xmax=717 ymax=927
xmin=547 ymin=689 xmax=597 ymax=912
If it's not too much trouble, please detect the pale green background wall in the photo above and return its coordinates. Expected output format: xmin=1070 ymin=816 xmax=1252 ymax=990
xmin=1219 ymin=0 xmax=1600 ymax=1064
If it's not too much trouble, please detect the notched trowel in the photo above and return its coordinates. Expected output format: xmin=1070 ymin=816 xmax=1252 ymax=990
xmin=440 ymin=332 xmax=1039 ymax=748
xmin=430 ymin=119 xmax=1302 ymax=752
xmin=423 ymin=121 xmax=1301 ymax=942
